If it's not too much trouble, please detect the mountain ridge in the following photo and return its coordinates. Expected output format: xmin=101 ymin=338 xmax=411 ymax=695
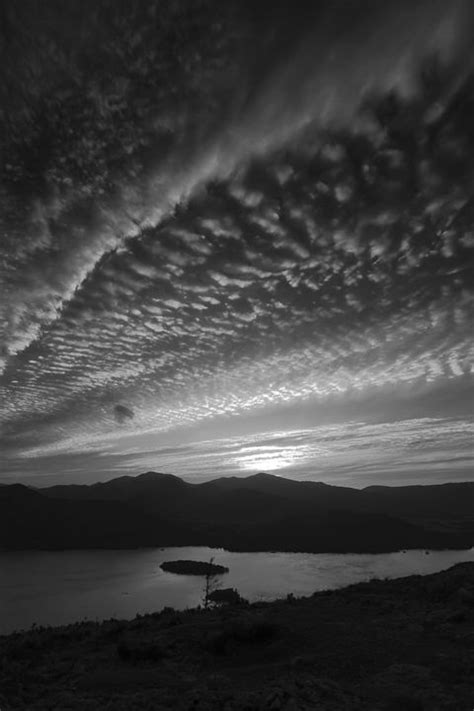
xmin=1 ymin=471 xmax=472 ymax=553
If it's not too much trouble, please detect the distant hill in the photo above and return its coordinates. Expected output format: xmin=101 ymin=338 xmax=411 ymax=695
xmin=360 ymin=482 xmax=474 ymax=535
xmin=0 ymin=481 xmax=181 ymax=550
xmin=1 ymin=472 xmax=472 ymax=552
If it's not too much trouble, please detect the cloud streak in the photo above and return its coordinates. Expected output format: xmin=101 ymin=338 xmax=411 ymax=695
xmin=3 ymin=418 xmax=473 ymax=489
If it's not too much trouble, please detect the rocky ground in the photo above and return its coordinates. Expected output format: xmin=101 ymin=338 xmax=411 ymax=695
xmin=1 ymin=562 xmax=473 ymax=710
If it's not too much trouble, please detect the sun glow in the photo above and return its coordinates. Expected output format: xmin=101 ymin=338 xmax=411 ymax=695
xmin=236 ymin=445 xmax=311 ymax=472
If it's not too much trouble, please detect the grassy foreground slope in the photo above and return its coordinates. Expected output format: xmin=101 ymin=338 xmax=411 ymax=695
xmin=1 ymin=563 xmax=474 ymax=710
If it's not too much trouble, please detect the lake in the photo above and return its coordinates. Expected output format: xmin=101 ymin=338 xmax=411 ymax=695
xmin=1 ymin=546 xmax=473 ymax=635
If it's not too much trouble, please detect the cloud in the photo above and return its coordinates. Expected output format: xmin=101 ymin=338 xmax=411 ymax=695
xmin=3 ymin=416 xmax=473 ymax=488
xmin=1 ymin=1 xmax=474 ymax=484
xmin=1 ymin=0 xmax=473 ymax=368
xmin=114 ymin=404 xmax=135 ymax=425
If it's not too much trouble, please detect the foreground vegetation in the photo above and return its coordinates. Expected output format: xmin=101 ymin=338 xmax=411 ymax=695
xmin=1 ymin=563 xmax=473 ymax=710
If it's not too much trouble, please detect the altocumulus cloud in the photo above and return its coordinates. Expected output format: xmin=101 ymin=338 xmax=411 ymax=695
xmin=0 ymin=0 xmax=473 ymax=484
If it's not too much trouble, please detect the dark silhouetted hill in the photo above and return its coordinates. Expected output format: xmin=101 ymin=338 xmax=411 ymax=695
xmin=0 ymin=481 xmax=180 ymax=550
xmin=1 ymin=472 xmax=472 ymax=552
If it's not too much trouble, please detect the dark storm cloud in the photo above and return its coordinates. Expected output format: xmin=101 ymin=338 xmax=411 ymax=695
xmin=1 ymin=0 xmax=473 ymax=482
xmin=114 ymin=404 xmax=134 ymax=425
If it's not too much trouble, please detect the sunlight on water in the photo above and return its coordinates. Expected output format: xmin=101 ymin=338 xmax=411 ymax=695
xmin=1 ymin=547 xmax=473 ymax=635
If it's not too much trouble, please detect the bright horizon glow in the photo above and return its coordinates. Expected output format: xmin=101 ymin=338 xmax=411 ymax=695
xmin=236 ymin=443 xmax=314 ymax=472
xmin=238 ymin=455 xmax=296 ymax=472
xmin=2 ymin=415 xmax=473 ymax=488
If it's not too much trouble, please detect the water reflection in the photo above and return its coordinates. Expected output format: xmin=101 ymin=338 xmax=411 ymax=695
xmin=1 ymin=546 xmax=473 ymax=635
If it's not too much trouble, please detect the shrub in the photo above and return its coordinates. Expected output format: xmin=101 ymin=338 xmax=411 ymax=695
xmin=205 ymin=616 xmax=281 ymax=655
xmin=116 ymin=639 xmax=165 ymax=663
xmin=208 ymin=588 xmax=246 ymax=606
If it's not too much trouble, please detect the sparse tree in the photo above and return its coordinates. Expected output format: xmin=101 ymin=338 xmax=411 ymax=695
xmin=202 ymin=557 xmax=222 ymax=609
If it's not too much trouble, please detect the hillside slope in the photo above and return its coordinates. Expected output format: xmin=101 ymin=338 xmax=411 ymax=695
xmin=1 ymin=562 xmax=474 ymax=710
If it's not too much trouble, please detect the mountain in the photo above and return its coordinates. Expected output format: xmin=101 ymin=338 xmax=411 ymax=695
xmin=360 ymin=482 xmax=474 ymax=534
xmin=1 ymin=472 xmax=472 ymax=552
xmin=204 ymin=474 xmax=474 ymax=536
xmin=203 ymin=471 xmax=362 ymax=509
xmin=0 ymin=482 xmax=180 ymax=550
xmin=43 ymin=471 xmax=292 ymax=523
xmin=42 ymin=471 xmax=186 ymax=502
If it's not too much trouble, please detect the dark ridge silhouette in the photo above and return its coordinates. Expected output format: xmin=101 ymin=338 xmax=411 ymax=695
xmin=1 ymin=472 xmax=471 ymax=552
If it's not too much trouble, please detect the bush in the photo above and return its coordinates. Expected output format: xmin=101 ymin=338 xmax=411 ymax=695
xmin=208 ymin=588 xmax=246 ymax=606
xmin=206 ymin=615 xmax=281 ymax=655
xmin=116 ymin=639 xmax=165 ymax=663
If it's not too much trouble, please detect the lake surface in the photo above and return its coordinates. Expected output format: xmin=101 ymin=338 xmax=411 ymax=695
xmin=1 ymin=546 xmax=473 ymax=635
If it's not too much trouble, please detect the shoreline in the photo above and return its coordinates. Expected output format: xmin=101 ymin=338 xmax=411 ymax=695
xmin=0 ymin=542 xmax=472 ymax=554
xmin=2 ymin=548 xmax=473 ymax=637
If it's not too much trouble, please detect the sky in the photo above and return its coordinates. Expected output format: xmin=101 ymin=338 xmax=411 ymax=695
xmin=1 ymin=0 xmax=473 ymax=487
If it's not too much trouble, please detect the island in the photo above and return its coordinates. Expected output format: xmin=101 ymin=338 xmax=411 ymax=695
xmin=160 ymin=560 xmax=229 ymax=576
